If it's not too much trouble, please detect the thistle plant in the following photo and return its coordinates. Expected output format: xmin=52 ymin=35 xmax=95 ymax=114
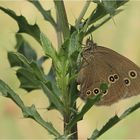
xmin=0 ymin=0 xmax=140 ymax=139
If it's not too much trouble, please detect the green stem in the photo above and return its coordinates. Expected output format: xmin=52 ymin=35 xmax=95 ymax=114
xmin=75 ymin=0 xmax=91 ymax=28
xmin=54 ymin=0 xmax=70 ymax=40
xmin=71 ymin=102 xmax=78 ymax=139
xmin=82 ymin=9 xmax=95 ymax=34
xmin=56 ymin=11 xmax=63 ymax=48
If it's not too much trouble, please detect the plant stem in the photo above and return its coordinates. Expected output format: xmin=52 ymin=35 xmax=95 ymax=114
xmin=64 ymin=103 xmax=78 ymax=139
xmin=71 ymin=102 xmax=78 ymax=139
xmin=54 ymin=1 xmax=78 ymax=139
xmin=66 ymin=80 xmax=78 ymax=139
xmin=75 ymin=0 xmax=91 ymax=29
xmin=56 ymin=11 xmax=63 ymax=48
xmin=54 ymin=0 xmax=70 ymax=40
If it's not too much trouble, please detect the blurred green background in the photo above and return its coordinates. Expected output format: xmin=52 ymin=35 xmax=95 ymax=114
xmin=0 ymin=0 xmax=140 ymax=139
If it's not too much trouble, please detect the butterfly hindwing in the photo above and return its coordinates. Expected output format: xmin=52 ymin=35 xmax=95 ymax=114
xmin=78 ymin=41 xmax=140 ymax=105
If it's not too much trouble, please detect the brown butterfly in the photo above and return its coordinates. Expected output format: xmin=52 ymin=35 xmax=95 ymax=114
xmin=77 ymin=38 xmax=140 ymax=105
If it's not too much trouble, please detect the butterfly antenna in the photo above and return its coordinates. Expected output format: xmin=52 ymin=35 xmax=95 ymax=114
xmin=90 ymin=34 xmax=93 ymax=40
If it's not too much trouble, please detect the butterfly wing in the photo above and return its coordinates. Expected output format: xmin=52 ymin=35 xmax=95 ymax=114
xmin=78 ymin=46 xmax=140 ymax=105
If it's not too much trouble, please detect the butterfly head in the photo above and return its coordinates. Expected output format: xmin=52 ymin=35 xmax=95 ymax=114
xmin=86 ymin=38 xmax=95 ymax=48
xmin=82 ymin=38 xmax=97 ymax=58
xmin=82 ymin=38 xmax=97 ymax=56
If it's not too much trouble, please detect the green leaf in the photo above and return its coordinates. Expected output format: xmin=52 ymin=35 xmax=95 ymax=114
xmin=85 ymin=1 xmax=125 ymax=35
xmin=47 ymin=102 xmax=57 ymax=110
xmin=16 ymin=68 xmax=40 ymax=92
xmin=14 ymin=53 xmax=62 ymax=112
xmin=0 ymin=80 xmax=60 ymax=137
xmin=45 ymin=66 xmax=60 ymax=96
xmin=78 ymin=94 xmax=101 ymax=117
xmin=8 ymin=52 xmax=31 ymax=68
xmin=67 ymin=94 xmax=102 ymax=131
xmin=8 ymin=52 xmax=48 ymax=92
xmin=0 ymin=80 xmax=25 ymax=108
xmin=8 ymin=51 xmax=25 ymax=67
xmin=40 ymin=82 xmax=64 ymax=114
xmin=11 ymin=52 xmax=31 ymax=68
xmin=15 ymin=34 xmax=37 ymax=61
xmin=45 ymin=81 xmax=59 ymax=111
xmin=85 ymin=9 xmax=123 ymax=35
xmin=102 ymin=0 xmax=117 ymax=15
xmin=68 ymin=31 xmax=80 ymax=57
xmin=28 ymin=0 xmax=56 ymax=28
xmin=87 ymin=0 xmax=129 ymax=26
xmin=88 ymin=3 xmax=106 ymax=25
xmin=30 ymin=61 xmax=46 ymax=82
xmin=90 ymin=115 xmax=120 ymax=139
xmin=8 ymin=52 xmax=61 ymax=111
xmin=40 ymin=33 xmax=58 ymax=61
xmin=37 ymin=56 xmax=49 ymax=67
xmin=23 ymin=104 xmax=60 ymax=137
xmin=89 ymin=101 xmax=140 ymax=139
xmin=17 ymin=40 xmax=37 ymax=61
xmin=0 ymin=6 xmax=41 ymax=44
xmin=9 ymin=52 xmax=45 ymax=79
xmin=120 ymin=102 xmax=140 ymax=119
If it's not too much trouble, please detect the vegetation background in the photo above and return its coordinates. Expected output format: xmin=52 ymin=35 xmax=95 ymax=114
xmin=0 ymin=0 xmax=140 ymax=139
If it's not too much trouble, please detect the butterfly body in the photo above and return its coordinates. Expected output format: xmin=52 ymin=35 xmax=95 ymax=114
xmin=77 ymin=39 xmax=140 ymax=105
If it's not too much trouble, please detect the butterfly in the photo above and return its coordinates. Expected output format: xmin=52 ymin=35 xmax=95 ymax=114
xmin=77 ymin=38 xmax=140 ymax=105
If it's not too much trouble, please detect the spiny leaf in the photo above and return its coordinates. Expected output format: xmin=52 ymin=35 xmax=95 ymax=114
xmin=45 ymin=66 xmax=60 ymax=96
xmin=8 ymin=51 xmax=26 ymax=68
xmin=23 ymin=104 xmax=60 ymax=137
xmin=89 ymin=101 xmax=140 ymax=139
xmin=86 ymin=9 xmax=122 ymax=35
xmin=30 ymin=61 xmax=46 ymax=82
xmin=0 ymin=79 xmax=25 ymax=108
xmin=16 ymin=68 xmax=40 ymax=92
xmin=0 ymin=80 xmax=60 ymax=137
xmin=40 ymin=82 xmax=64 ymax=114
xmin=67 ymin=94 xmax=102 ymax=131
xmin=90 ymin=115 xmax=120 ymax=139
xmin=88 ymin=0 xmax=129 ymax=25
xmin=15 ymin=34 xmax=37 ymax=61
xmin=102 ymin=0 xmax=117 ymax=16
xmin=8 ymin=52 xmax=31 ymax=68
xmin=40 ymin=33 xmax=58 ymax=61
xmin=0 ymin=6 xmax=41 ymax=43
xmin=120 ymin=102 xmax=140 ymax=119
xmin=13 ymin=34 xmax=47 ymax=70
xmin=13 ymin=52 xmax=60 ymax=110
xmin=28 ymin=0 xmax=56 ymax=28
xmin=8 ymin=52 xmax=47 ymax=92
